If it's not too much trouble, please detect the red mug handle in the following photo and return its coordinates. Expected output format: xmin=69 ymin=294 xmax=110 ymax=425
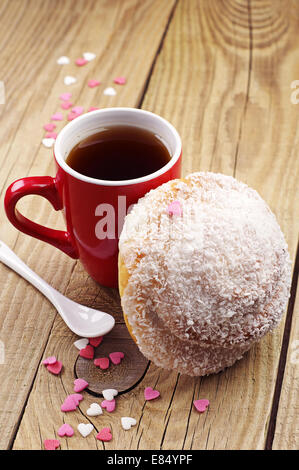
xmin=4 ymin=176 xmax=78 ymax=259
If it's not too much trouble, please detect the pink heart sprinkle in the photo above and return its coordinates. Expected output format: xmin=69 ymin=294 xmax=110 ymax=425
xmin=109 ymin=352 xmax=124 ymax=365
xmin=44 ymin=439 xmax=60 ymax=450
xmin=89 ymin=336 xmax=103 ymax=348
xmin=61 ymin=394 xmax=83 ymax=412
xmin=94 ymin=357 xmax=109 ymax=369
xmin=46 ymin=360 xmax=62 ymax=375
xmin=70 ymin=393 xmax=83 ymax=405
xmin=61 ymin=101 xmax=73 ymax=110
xmin=61 ymin=397 xmax=77 ymax=412
xmin=74 ymin=378 xmax=88 ymax=392
xmin=193 ymin=399 xmax=210 ymax=413
xmin=72 ymin=106 xmax=84 ymax=115
xmin=144 ymin=387 xmax=160 ymax=401
xmin=67 ymin=111 xmax=80 ymax=121
xmin=43 ymin=123 xmax=56 ymax=132
xmin=75 ymin=57 xmax=88 ymax=66
xmin=88 ymin=79 xmax=101 ymax=88
xmin=79 ymin=344 xmax=94 ymax=359
xmin=51 ymin=112 xmax=63 ymax=121
xmin=43 ymin=356 xmax=57 ymax=365
xmin=58 ymin=423 xmax=74 ymax=437
xmin=60 ymin=92 xmax=72 ymax=101
xmin=114 ymin=76 xmax=126 ymax=85
xmin=101 ymin=399 xmax=116 ymax=412
xmin=96 ymin=427 xmax=112 ymax=442
xmin=45 ymin=132 xmax=58 ymax=139
xmin=166 ymin=200 xmax=182 ymax=217
xmin=88 ymin=106 xmax=100 ymax=112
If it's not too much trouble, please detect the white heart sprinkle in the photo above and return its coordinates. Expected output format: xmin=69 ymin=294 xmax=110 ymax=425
xmin=64 ymin=75 xmax=77 ymax=86
xmin=121 ymin=417 xmax=137 ymax=431
xmin=83 ymin=52 xmax=96 ymax=62
xmin=103 ymin=87 xmax=116 ymax=96
xmin=73 ymin=338 xmax=89 ymax=350
xmin=102 ymin=388 xmax=118 ymax=401
xmin=77 ymin=423 xmax=94 ymax=437
xmin=57 ymin=56 xmax=70 ymax=65
xmin=87 ymin=403 xmax=102 ymax=417
xmin=42 ymin=138 xmax=55 ymax=148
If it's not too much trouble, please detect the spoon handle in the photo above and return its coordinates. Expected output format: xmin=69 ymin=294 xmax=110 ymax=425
xmin=0 ymin=241 xmax=58 ymax=304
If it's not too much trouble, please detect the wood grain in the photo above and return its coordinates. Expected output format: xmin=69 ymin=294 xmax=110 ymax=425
xmin=139 ymin=0 xmax=299 ymax=449
xmin=138 ymin=0 xmax=299 ymax=449
xmin=121 ymin=0 xmax=298 ymax=450
xmin=0 ymin=0 xmax=176 ymax=450
xmin=0 ymin=0 xmax=298 ymax=450
xmin=272 ymin=261 xmax=299 ymax=449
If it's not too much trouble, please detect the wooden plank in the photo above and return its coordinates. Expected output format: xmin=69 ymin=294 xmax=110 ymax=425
xmin=75 ymin=324 xmax=149 ymax=394
xmin=272 ymin=272 xmax=299 ymax=450
xmin=137 ymin=0 xmax=299 ymax=450
xmin=0 ymin=0 xmax=176 ymax=449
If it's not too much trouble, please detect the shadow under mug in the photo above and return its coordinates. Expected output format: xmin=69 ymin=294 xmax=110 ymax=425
xmin=4 ymin=108 xmax=182 ymax=288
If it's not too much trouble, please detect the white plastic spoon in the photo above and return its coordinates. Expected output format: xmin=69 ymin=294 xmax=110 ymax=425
xmin=0 ymin=241 xmax=115 ymax=337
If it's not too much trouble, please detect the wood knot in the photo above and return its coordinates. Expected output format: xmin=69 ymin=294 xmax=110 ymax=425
xmin=75 ymin=324 xmax=149 ymax=395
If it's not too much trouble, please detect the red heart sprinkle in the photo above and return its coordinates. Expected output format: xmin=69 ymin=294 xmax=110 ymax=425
xmin=109 ymin=351 xmax=124 ymax=365
xmin=46 ymin=360 xmax=62 ymax=375
xmin=144 ymin=387 xmax=160 ymax=401
xmin=89 ymin=336 xmax=103 ymax=347
xmin=193 ymin=399 xmax=210 ymax=413
xmin=94 ymin=357 xmax=109 ymax=369
xmin=96 ymin=427 xmax=112 ymax=442
xmin=114 ymin=76 xmax=126 ymax=85
xmin=88 ymin=106 xmax=100 ymax=112
xmin=79 ymin=345 xmax=94 ymax=359
xmin=58 ymin=423 xmax=74 ymax=437
xmin=43 ymin=356 xmax=57 ymax=365
xmin=44 ymin=439 xmax=60 ymax=450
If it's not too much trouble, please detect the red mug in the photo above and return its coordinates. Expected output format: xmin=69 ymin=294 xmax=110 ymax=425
xmin=4 ymin=108 xmax=182 ymax=288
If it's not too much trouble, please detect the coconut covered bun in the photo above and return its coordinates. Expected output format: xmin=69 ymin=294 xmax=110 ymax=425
xmin=118 ymin=172 xmax=291 ymax=376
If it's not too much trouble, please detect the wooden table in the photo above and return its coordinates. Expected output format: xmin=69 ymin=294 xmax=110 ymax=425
xmin=0 ymin=0 xmax=298 ymax=450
